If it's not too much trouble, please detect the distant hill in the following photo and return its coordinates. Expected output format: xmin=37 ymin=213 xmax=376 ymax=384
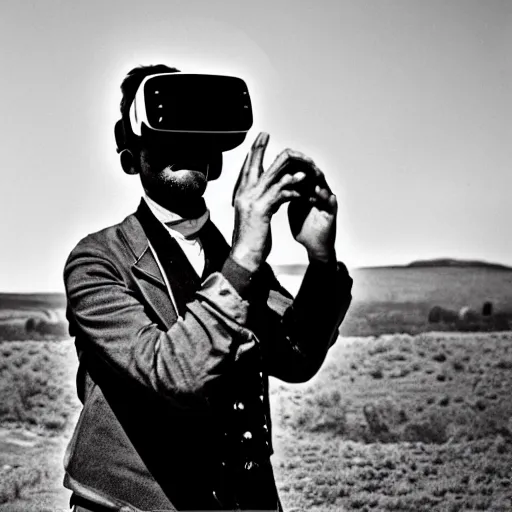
xmin=274 ymin=258 xmax=512 ymax=275
xmin=0 ymin=292 xmax=66 ymax=311
xmin=405 ymin=258 xmax=512 ymax=271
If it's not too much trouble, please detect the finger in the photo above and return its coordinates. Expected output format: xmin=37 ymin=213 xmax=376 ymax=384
xmin=264 ymin=170 xmax=308 ymax=202
xmin=312 ymin=168 xmax=332 ymax=195
xmin=277 ymin=170 xmax=308 ymax=189
xmin=231 ymin=153 xmax=249 ymax=206
xmin=311 ymin=187 xmax=338 ymax=214
xmin=262 ymin=149 xmax=314 ymax=189
xmin=264 ymin=174 xmax=304 ymax=210
xmin=329 ymin=193 xmax=338 ymax=212
xmin=246 ymin=132 xmax=270 ymax=183
xmin=316 ymin=185 xmax=331 ymax=202
xmin=270 ymin=189 xmax=302 ymax=212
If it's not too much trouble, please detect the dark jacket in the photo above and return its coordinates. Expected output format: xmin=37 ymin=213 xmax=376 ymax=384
xmin=63 ymin=199 xmax=353 ymax=511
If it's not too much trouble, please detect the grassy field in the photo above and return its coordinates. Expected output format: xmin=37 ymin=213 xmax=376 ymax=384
xmin=270 ymin=332 xmax=512 ymax=511
xmin=0 ymin=265 xmax=511 ymax=510
xmin=0 ymin=340 xmax=80 ymax=510
xmin=1 ymin=334 xmax=511 ymax=511
xmin=280 ymin=266 xmax=512 ymax=337
xmin=339 ymin=267 xmax=512 ymax=337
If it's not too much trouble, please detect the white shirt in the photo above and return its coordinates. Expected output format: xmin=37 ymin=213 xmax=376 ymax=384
xmin=143 ymin=194 xmax=208 ymax=277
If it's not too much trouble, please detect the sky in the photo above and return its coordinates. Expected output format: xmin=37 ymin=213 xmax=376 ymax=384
xmin=0 ymin=0 xmax=510 ymax=292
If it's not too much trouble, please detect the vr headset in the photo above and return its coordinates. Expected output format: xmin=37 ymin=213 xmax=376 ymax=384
xmin=115 ymin=73 xmax=254 ymax=180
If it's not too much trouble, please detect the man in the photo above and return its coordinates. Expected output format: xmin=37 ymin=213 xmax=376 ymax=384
xmin=63 ymin=64 xmax=352 ymax=512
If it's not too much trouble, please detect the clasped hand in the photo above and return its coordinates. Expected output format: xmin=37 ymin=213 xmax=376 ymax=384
xmin=230 ymin=132 xmax=337 ymax=272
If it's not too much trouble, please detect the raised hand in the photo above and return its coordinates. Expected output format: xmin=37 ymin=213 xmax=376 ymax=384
xmin=230 ymin=132 xmax=308 ymax=272
xmin=286 ymin=159 xmax=338 ymax=263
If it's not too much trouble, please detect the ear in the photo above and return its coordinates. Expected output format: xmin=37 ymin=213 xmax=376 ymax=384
xmin=120 ymin=149 xmax=138 ymax=175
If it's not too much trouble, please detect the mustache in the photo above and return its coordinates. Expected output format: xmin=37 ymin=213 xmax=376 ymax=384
xmin=166 ymin=160 xmax=209 ymax=172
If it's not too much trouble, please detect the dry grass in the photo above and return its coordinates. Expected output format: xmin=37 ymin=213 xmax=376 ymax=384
xmin=0 ymin=341 xmax=79 ymax=429
xmin=0 ymin=339 xmax=80 ymax=508
xmin=270 ymin=332 xmax=512 ymax=511
xmin=1 ymin=330 xmax=511 ymax=510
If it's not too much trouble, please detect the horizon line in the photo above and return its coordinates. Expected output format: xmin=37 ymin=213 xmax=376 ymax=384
xmin=3 ymin=257 xmax=512 ymax=296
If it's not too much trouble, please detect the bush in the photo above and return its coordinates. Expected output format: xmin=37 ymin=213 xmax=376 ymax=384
xmin=0 ymin=342 xmax=76 ymax=431
xmin=288 ymin=389 xmax=349 ymax=436
xmin=432 ymin=352 xmax=447 ymax=362
xmin=403 ymin=417 xmax=448 ymax=444
xmin=0 ymin=467 xmax=42 ymax=504
xmin=428 ymin=306 xmax=443 ymax=323
xmin=369 ymin=367 xmax=384 ymax=379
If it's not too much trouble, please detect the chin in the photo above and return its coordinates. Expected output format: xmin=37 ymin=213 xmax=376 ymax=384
xmin=171 ymin=169 xmax=208 ymax=195
xmin=142 ymin=169 xmax=207 ymax=204
xmin=171 ymin=169 xmax=208 ymax=184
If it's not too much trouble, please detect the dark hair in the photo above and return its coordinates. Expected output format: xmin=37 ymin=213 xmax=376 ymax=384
xmin=116 ymin=64 xmax=180 ymax=151
xmin=119 ymin=64 xmax=180 ymax=121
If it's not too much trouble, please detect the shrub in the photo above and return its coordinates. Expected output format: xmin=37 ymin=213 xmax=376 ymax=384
xmin=0 ymin=467 xmax=42 ymax=504
xmin=288 ymin=389 xmax=349 ymax=435
xmin=438 ymin=396 xmax=450 ymax=407
xmin=428 ymin=306 xmax=443 ymax=323
xmin=403 ymin=418 xmax=448 ymax=444
xmin=25 ymin=317 xmax=39 ymax=333
xmin=458 ymin=306 xmax=480 ymax=323
xmin=25 ymin=317 xmax=68 ymax=340
xmin=369 ymin=367 xmax=384 ymax=379
xmin=432 ymin=352 xmax=447 ymax=362
xmin=452 ymin=359 xmax=464 ymax=371
xmin=495 ymin=358 xmax=512 ymax=370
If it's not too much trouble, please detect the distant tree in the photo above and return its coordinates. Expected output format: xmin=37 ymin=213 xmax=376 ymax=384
xmin=25 ymin=317 xmax=40 ymax=333
xmin=428 ymin=306 xmax=442 ymax=323
xmin=482 ymin=302 xmax=493 ymax=317
xmin=428 ymin=306 xmax=458 ymax=324
xmin=458 ymin=306 xmax=479 ymax=323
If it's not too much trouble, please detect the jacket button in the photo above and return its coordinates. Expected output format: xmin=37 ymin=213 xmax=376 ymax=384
xmin=234 ymin=401 xmax=245 ymax=410
xmin=242 ymin=431 xmax=252 ymax=440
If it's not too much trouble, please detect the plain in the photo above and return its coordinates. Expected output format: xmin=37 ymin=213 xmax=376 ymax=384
xmin=0 ymin=264 xmax=511 ymax=511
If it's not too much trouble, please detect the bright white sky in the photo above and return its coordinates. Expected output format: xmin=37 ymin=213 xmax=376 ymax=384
xmin=1 ymin=0 xmax=510 ymax=292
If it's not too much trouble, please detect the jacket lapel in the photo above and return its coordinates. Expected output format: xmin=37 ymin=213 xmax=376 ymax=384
xmin=119 ymin=202 xmax=178 ymax=330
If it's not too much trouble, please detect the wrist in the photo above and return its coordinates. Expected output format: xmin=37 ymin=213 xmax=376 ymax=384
xmin=307 ymin=248 xmax=337 ymax=264
xmin=229 ymin=246 xmax=262 ymax=273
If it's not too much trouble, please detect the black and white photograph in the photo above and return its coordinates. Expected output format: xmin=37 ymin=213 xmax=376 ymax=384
xmin=0 ymin=1 xmax=511 ymax=511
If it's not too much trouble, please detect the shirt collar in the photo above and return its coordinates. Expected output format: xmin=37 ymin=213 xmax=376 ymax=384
xmin=143 ymin=194 xmax=210 ymax=239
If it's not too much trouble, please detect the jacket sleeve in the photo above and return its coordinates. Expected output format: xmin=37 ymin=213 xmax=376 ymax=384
xmin=233 ymin=259 xmax=353 ymax=383
xmin=64 ymin=238 xmax=261 ymax=408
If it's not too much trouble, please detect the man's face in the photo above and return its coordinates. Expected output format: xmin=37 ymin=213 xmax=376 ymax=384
xmin=135 ymin=133 xmax=213 ymax=206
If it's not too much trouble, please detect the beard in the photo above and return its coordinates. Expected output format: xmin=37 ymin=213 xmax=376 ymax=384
xmin=139 ymin=163 xmax=209 ymax=218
